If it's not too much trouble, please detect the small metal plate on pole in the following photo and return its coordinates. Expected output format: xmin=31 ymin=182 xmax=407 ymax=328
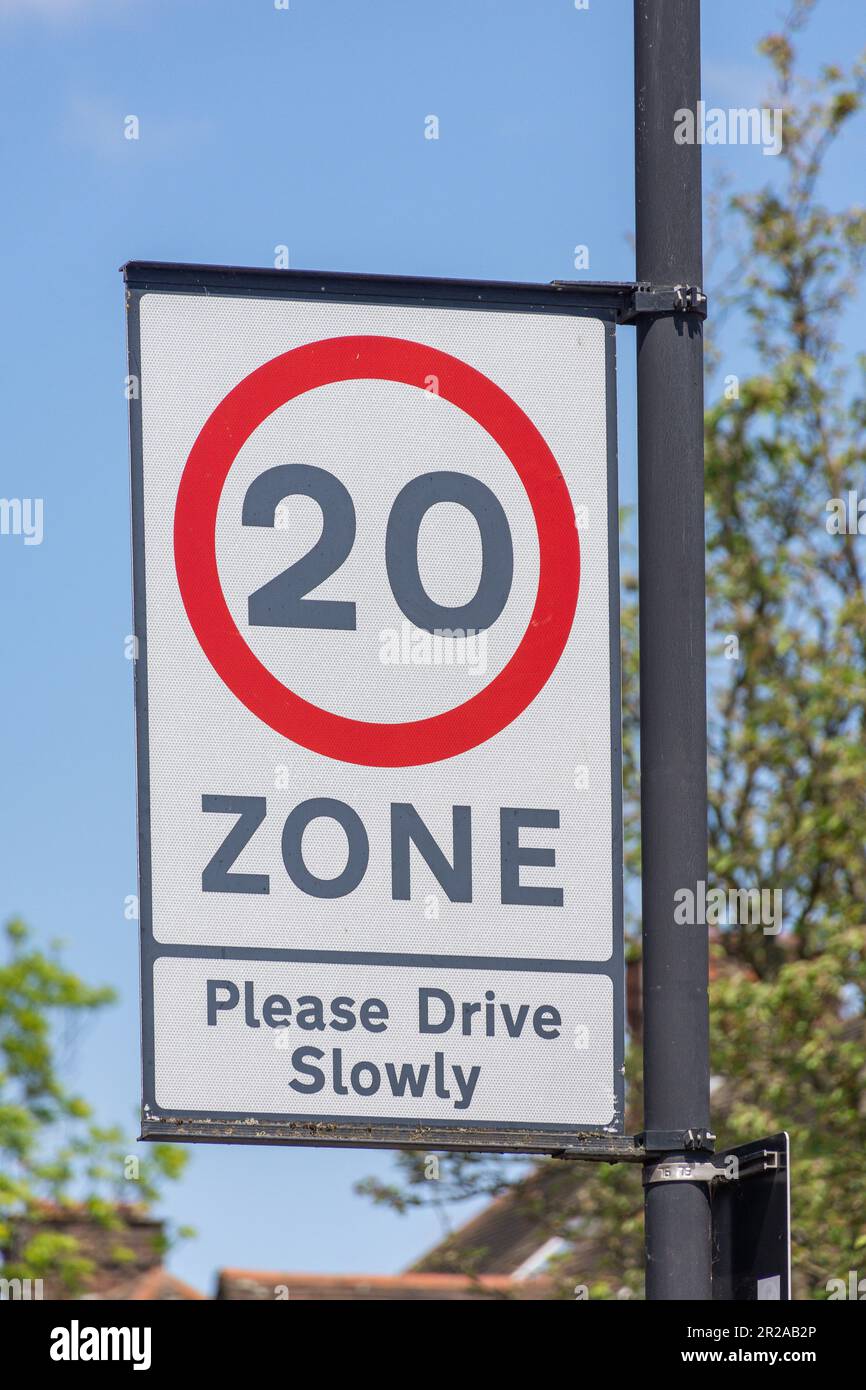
xmin=711 ymin=1132 xmax=791 ymax=1300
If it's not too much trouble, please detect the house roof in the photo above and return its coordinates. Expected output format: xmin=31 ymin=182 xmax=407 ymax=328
xmin=411 ymin=1163 xmax=580 ymax=1276
xmin=127 ymin=1267 xmax=206 ymax=1301
xmin=216 ymin=1269 xmax=550 ymax=1300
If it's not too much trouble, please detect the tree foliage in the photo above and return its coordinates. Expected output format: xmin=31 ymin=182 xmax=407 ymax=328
xmin=0 ymin=918 xmax=190 ymax=1292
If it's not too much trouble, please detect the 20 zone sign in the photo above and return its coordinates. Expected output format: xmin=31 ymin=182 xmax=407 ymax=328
xmin=125 ymin=262 xmax=624 ymax=1154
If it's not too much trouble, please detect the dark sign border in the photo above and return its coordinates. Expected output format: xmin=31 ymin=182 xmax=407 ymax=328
xmin=124 ymin=261 xmax=626 ymax=1155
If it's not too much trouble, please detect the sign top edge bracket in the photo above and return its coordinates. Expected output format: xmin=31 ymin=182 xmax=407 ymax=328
xmin=120 ymin=260 xmax=632 ymax=317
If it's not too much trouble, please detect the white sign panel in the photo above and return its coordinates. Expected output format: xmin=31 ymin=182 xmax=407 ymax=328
xmin=126 ymin=264 xmax=623 ymax=1150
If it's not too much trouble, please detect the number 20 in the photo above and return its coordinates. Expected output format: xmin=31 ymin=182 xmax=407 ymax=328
xmin=242 ymin=465 xmax=514 ymax=635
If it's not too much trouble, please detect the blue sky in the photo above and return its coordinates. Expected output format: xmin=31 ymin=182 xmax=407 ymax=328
xmin=0 ymin=0 xmax=863 ymax=1295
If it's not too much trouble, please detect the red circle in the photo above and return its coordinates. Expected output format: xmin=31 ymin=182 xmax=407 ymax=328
xmin=174 ymin=335 xmax=579 ymax=767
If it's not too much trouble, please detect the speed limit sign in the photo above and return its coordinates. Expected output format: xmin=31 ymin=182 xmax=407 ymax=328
xmin=124 ymin=262 xmax=624 ymax=1152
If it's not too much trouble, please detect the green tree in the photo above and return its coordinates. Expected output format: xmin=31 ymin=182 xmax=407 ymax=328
xmin=359 ymin=2 xmax=866 ymax=1299
xmin=0 ymin=918 xmax=190 ymax=1293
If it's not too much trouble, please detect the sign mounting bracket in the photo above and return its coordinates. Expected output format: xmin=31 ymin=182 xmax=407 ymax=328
xmin=550 ymin=279 xmax=708 ymax=324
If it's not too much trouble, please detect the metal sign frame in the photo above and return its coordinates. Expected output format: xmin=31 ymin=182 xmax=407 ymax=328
xmin=711 ymin=1132 xmax=792 ymax=1301
xmin=124 ymin=261 xmax=625 ymax=1155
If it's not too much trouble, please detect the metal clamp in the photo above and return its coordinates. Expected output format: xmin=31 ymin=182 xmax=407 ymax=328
xmin=643 ymin=1145 xmax=781 ymax=1186
xmin=647 ymin=1156 xmax=733 ymax=1189
xmin=619 ymin=282 xmax=708 ymax=324
xmin=638 ymin=1127 xmax=717 ymax=1155
xmin=547 ymin=279 xmax=708 ymax=325
xmin=643 ymin=1156 xmax=729 ymax=1186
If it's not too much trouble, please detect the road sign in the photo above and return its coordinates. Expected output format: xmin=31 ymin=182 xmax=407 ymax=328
xmin=712 ymin=1133 xmax=791 ymax=1300
xmin=124 ymin=263 xmax=623 ymax=1152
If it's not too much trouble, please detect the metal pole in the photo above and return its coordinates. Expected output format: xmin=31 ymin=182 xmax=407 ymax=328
xmin=634 ymin=0 xmax=712 ymax=1299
